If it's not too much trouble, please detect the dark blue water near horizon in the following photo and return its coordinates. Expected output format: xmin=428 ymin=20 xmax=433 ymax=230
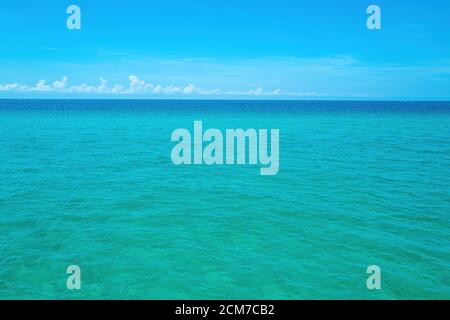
xmin=1 ymin=99 xmax=450 ymax=114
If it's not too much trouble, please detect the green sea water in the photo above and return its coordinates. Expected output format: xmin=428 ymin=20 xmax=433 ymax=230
xmin=0 ymin=100 xmax=449 ymax=299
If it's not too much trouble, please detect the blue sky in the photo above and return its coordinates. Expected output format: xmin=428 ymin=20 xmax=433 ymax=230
xmin=0 ymin=0 xmax=450 ymax=99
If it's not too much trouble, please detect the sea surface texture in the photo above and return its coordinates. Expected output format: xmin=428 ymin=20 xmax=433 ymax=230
xmin=0 ymin=100 xmax=449 ymax=299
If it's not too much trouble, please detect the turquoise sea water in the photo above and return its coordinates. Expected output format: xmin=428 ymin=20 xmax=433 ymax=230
xmin=0 ymin=100 xmax=449 ymax=300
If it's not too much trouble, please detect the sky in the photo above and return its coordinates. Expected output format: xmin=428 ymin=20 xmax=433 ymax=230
xmin=0 ymin=0 xmax=450 ymax=99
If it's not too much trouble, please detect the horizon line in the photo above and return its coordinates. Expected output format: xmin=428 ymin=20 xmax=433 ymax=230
xmin=1 ymin=98 xmax=450 ymax=103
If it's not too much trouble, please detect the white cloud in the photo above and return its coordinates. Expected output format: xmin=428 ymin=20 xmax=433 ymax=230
xmin=33 ymin=79 xmax=52 ymax=92
xmin=247 ymin=87 xmax=264 ymax=96
xmin=0 ymin=75 xmax=310 ymax=97
xmin=182 ymin=84 xmax=196 ymax=94
xmin=272 ymin=89 xmax=281 ymax=95
xmin=152 ymin=84 xmax=162 ymax=94
xmin=111 ymin=84 xmax=125 ymax=94
xmin=128 ymin=75 xmax=146 ymax=93
xmin=52 ymin=76 xmax=68 ymax=90
xmin=0 ymin=82 xmax=27 ymax=92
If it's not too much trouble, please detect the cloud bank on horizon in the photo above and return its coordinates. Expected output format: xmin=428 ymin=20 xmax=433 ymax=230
xmin=0 ymin=75 xmax=315 ymax=97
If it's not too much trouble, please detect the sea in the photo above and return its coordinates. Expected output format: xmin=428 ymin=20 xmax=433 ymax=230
xmin=0 ymin=99 xmax=449 ymax=299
